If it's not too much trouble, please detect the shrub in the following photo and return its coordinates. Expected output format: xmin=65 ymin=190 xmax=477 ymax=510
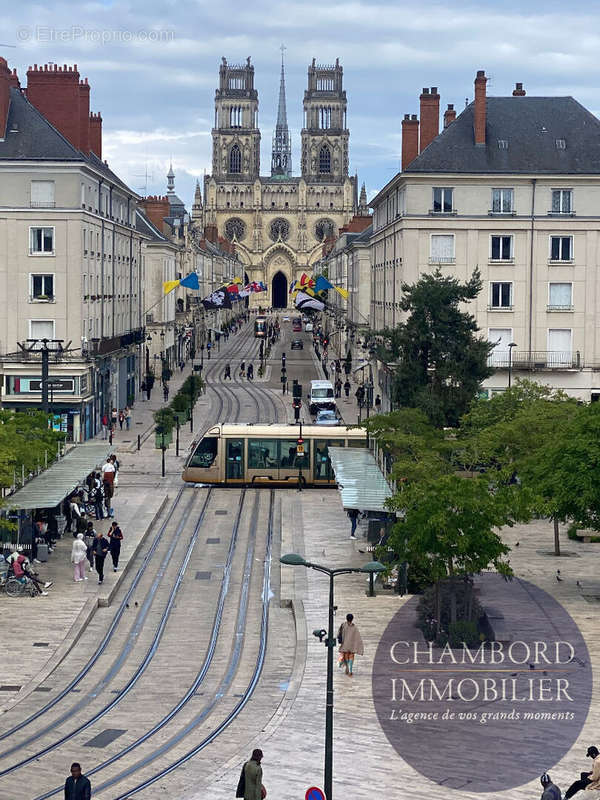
xmin=448 ymin=620 xmax=481 ymax=648
xmin=416 ymin=577 xmax=484 ymax=643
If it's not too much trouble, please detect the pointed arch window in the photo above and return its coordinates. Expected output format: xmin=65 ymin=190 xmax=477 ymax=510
xmin=319 ymin=145 xmax=331 ymax=174
xmin=229 ymin=145 xmax=242 ymax=174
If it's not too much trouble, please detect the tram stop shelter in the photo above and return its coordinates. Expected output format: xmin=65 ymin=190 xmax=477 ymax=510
xmin=4 ymin=443 xmax=111 ymax=512
xmin=327 ymin=446 xmax=394 ymax=513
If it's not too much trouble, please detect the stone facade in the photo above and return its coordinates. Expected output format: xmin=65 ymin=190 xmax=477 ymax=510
xmin=196 ymin=57 xmax=357 ymax=308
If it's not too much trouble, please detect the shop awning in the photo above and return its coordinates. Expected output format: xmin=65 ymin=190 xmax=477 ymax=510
xmin=4 ymin=444 xmax=111 ymax=511
xmin=327 ymin=446 xmax=394 ymax=512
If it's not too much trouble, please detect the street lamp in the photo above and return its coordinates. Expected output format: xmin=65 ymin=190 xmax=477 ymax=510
xmin=280 ymin=553 xmax=385 ymax=800
xmin=508 ymin=342 xmax=517 ymax=389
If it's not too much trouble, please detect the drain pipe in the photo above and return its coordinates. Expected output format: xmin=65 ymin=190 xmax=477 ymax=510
xmin=528 ymin=179 xmax=536 ymax=354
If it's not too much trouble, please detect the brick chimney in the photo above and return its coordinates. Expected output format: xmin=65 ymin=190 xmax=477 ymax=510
xmin=78 ymin=78 xmax=90 ymax=154
xmin=474 ymin=69 xmax=487 ymax=147
xmin=140 ymin=196 xmax=170 ymax=234
xmin=8 ymin=67 xmax=20 ymax=89
xmin=89 ymin=111 xmax=102 ymax=159
xmin=419 ymin=86 xmax=440 ymax=151
xmin=27 ymin=63 xmax=82 ymax=149
xmin=512 ymin=82 xmax=526 ymax=97
xmin=401 ymin=113 xmax=419 ymax=170
xmin=0 ymin=58 xmax=11 ymax=139
xmin=443 ymin=103 xmax=456 ymax=128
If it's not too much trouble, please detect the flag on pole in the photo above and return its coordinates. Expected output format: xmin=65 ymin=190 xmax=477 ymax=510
xmin=202 ymin=289 xmax=232 ymax=309
xmin=314 ymin=275 xmax=333 ymax=293
xmin=180 ymin=272 xmax=200 ymax=290
xmin=289 ymin=279 xmax=298 ymax=295
xmin=295 ymin=290 xmax=324 ymax=311
xmin=333 ymin=286 xmax=349 ymax=300
xmin=163 ymin=280 xmax=180 ymax=295
xmin=299 ymin=273 xmax=315 ymax=289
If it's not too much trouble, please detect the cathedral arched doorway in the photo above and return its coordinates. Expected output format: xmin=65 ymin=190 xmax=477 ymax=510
xmin=271 ymin=271 xmax=288 ymax=308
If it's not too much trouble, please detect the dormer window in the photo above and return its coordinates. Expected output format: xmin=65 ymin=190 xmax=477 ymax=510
xmin=555 ymin=138 xmax=566 ymax=149
xmin=497 ymin=139 xmax=509 ymax=150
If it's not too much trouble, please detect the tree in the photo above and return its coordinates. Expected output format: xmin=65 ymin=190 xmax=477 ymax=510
xmin=0 ymin=410 xmax=64 ymax=490
xmin=377 ymin=269 xmax=493 ymax=427
xmin=387 ymin=474 xmax=528 ymax=635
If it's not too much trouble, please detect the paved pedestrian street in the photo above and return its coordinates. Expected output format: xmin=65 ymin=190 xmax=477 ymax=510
xmin=0 ymin=320 xmax=597 ymax=800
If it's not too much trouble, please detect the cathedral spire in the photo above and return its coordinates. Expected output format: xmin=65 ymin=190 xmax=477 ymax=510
xmin=271 ymin=45 xmax=292 ymax=177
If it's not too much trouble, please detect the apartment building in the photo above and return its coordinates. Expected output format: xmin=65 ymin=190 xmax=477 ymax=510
xmin=369 ymin=71 xmax=600 ymax=402
xmin=0 ymin=59 xmax=145 ymax=439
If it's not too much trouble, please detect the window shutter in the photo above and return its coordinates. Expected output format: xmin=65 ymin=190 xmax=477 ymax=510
xmin=31 ymin=181 xmax=55 ymax=206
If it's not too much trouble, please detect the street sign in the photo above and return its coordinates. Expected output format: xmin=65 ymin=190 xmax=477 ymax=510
xmin=306 ymin=788 xmax=325 ymax=800
xmin=297 ymin=443 xmax=304 ymax=456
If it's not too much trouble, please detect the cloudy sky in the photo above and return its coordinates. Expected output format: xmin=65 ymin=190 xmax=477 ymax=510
xmin=2 ymin=0 xmax=600 ymax=206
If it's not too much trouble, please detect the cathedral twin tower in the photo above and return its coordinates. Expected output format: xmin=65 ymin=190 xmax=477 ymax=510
xmin=198 ymin=55 xmax=359 ymax=308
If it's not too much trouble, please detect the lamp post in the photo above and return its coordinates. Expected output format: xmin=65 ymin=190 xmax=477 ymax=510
xmin=508 ymin=342 xmax=517 ymax=389
xmin=279 ymin=554 xmax=385 ymax=800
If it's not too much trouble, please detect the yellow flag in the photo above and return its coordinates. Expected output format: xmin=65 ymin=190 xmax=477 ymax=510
xmin=233 ymin=276 xmax=243 ymax=284
xmin=163 ymin=280 xmax=180 ymax=295
xmin=334 ymin=286 xmax=349 ymax=300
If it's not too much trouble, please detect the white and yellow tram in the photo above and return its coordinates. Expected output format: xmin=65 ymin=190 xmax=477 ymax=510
xmin=182 ymin=423 xmax=366 ymax=486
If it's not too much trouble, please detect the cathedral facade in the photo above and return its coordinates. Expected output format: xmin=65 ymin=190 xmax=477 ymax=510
xmin=194 ymin=56 xmax=359 ymax=308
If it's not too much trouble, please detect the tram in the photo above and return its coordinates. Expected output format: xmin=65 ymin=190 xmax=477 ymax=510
xmin=254 ymin=315 xmax=268 ymax=338
xmin=182 ymin=423 xmax=367 ymax=486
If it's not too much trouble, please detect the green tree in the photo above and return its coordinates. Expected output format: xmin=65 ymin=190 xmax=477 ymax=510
xmin=377 ymin=269 xmax=493 ymax=427
xmin=387 ymin=474 xmax=527 ymax=634
xmin=0 ymin=410 xmax=65 ymax=490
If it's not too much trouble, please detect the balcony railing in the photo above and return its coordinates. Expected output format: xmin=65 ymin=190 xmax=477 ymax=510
xmin=488 ymin=350 xmax=581 ymax=369
xmin=428 ymin=256 xmax=456 ymax=265
xmin=547 ymin=304 xmax=574 ymax=312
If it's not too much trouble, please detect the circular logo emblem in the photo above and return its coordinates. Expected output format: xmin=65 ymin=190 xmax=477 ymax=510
xmin=372 ymin=574 xmax=592 ymax=792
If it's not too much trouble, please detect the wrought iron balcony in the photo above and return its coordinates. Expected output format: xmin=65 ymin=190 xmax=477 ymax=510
xmin=488 ymin=351 xmax=581 ymax=370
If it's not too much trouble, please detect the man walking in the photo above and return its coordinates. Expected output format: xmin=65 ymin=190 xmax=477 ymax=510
xmin=108 ymin=521 xmax=123 ymax=572
xmin=347 ymin=507 xmax=359 ymax=539
xmin=565 ymin=747 xmax=600 ymax=798
xmin=64 ymin=762 xmax=91 ymax=800
xmin=93 ymin=529 xmax=109 ymax=585
xmin=343 ymin=379 xmax=351 ymax=398
xmin=243 ymin=749 xmax=264 ymax=800
xmin=224 ymin=363 xmax=231 ymax=380
xmin=338 ymin=613 xmax=364 ymax=676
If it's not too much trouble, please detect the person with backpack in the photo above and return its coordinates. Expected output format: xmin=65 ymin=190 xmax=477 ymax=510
xmin=236 ymin=749 xmax=265 ymax=800
xmin=337 ymin=613 xmax=364 ymax=677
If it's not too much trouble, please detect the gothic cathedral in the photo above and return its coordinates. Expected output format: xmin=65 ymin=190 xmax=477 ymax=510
xmin=194 ymin=55 xmax=358 ymax=308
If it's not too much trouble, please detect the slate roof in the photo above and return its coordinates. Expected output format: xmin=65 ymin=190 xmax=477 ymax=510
xmin=0 ymin=88 xmax=138 ymax=195
xmin=406 ymin=96 xmax=600 ymax=175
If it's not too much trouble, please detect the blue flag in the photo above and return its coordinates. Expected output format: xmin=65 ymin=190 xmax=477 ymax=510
xmin=180 ymin=273 xmax=200 ymax=290
xmin=315 ymin=275 xmax=333 ymax=293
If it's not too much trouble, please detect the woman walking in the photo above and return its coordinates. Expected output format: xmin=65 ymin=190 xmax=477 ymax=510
xmin=84 ymin=522 xmax=96 ymax=573
xmin=118 ymin=409 xmax=124 ymax=430
xmin=338 ymin=613 xmax=364 ymax=676
xmin=71 ymin=534 xmax=88 ymax=582
xmin=108 ymin=522 xmax=123 ymax=572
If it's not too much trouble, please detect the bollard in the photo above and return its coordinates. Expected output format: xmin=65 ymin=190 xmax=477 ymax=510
xmin=137 ymin=434 xmax=141 ymax=451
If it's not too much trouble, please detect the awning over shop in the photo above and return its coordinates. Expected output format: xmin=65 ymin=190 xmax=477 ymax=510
xmin=4 ymin=443 xmax=111 ymax=511
xmin=327 ymin=446 xmax=394 ymax=512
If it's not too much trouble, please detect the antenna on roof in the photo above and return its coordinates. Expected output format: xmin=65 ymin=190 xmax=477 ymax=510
xmin=134 ymin=162 xmax=154 ymax=196
xmin=465 ymin=97 xmax=469 ymax=108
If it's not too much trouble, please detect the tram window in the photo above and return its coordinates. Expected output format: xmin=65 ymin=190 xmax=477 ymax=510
xmin=189 ymin=436 xmax=218 ymax=467
xmin=248 ymin=439 xmax=278 ymax=469
xmin=314 ymin=439 xmax=341 ymax=480
xmin=347 ymin=438 xmax=367 ymax=448
xmin=280 ymin=439 xmax=310 ymax=468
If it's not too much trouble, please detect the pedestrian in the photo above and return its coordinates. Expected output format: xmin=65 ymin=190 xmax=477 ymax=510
xmin=337 ymin=613 xmax=364 ymax=676
xmin=64 ymin=762 xmax=91 ymax=800
xmin=335 ymin=378 xmax=342 ymax=398
xmin=92 ymin=473 xmax=104 ymax=520
xmin=84 ymin=521 xmax=96 ymax=572
xmin=111 ymin=407 xmax=118 ymax=431
xmin=93 ymin=529 xmax=109 ymax=584
xmin=7 ymin=551 xmax=52 ymax=595
xmin=71 ymin=533 xmax=88 ymax=582
xmin=347 ymin=507 xmax=359 ymax=539
xmin=375 ymin=394 xmax=382 ymax=412
xmin=240 ymin=749 xmax=265 ymax=800
xmin=565 ymin=747 xmax=600 ymax=798
xmin=344 ymin=379 xmax=351 ymax=398
xmin=240 ymin=361 xmax=246 ymax=378
xmin=163 ymin=383 xmax=169 ymax=401
xmin=101 ymin=412 xmax=108 ymax=439
xmin=108 ymin=521 xmax=123 ymax=572
xmin=140 ymin=380 xmax=147 ymax=400
xmin=118 ymin=409 xmax=124 ymax=430
xmin=540 ymin=773 xmax=562 ymax=800
xmin=180 ymin=360 xmax=185 ymax=372
xmin=207 ymin=341 xmax=212 ymax=360
xmin=224 ymin=363 xmax=231 ymax=380
xmin=124 ymin=406 xmax=131 ymax=430
xmin=247 ymin=363 xmax=254 ymax=381
xmin=355 ymin=385 xmax=364 ymax=406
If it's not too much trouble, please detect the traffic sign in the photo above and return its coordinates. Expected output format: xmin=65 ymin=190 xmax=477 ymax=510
xmin=306 ymin=788 xmax=325 ymax=800
xmin=297 ymin=443 xmax=304 ymax=455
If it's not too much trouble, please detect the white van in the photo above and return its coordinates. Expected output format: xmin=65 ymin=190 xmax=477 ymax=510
xmin=309 ymin=379 xmax=335 ymax=415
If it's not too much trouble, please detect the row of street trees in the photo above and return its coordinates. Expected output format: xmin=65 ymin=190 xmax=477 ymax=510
xmin=367 ymin=269 xmax=600 ymax=640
